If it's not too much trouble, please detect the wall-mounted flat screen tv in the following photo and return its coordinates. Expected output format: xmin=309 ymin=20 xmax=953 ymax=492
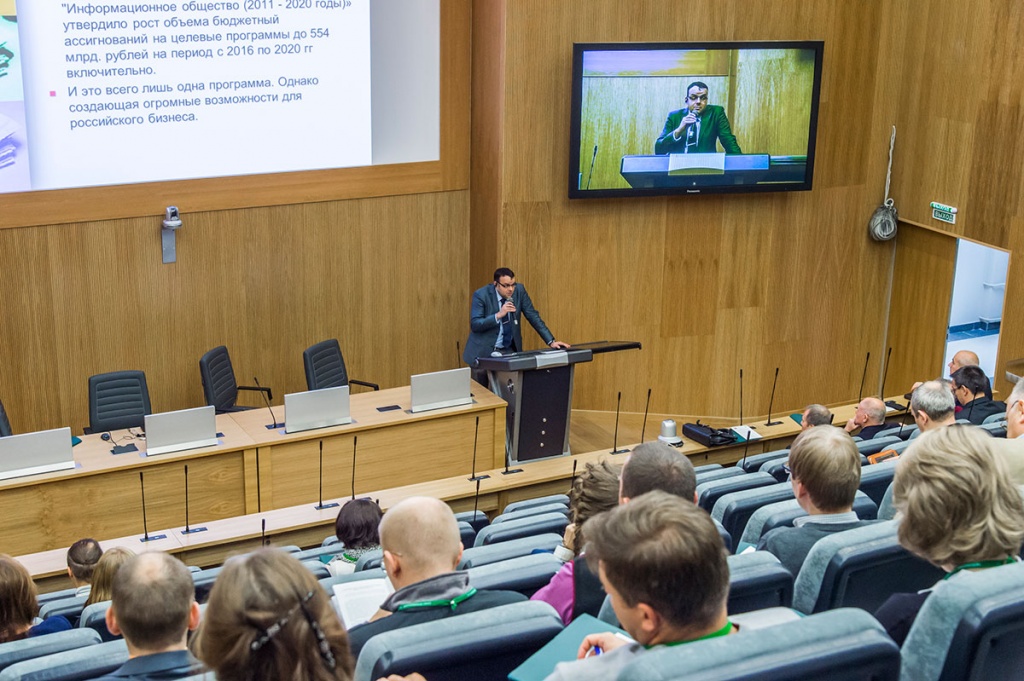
xmin=569 ymin=41 xmax=824 ymax=199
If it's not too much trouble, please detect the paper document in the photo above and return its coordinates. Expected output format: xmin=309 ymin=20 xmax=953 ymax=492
xmin=668 ymin=152 xmax=726 ymax=175
xmin=332 ymin=578 xmax=394 ymax=629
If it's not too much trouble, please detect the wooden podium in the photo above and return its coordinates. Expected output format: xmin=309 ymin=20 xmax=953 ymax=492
xmin=475 ymin=341 xmax=641 ymax=464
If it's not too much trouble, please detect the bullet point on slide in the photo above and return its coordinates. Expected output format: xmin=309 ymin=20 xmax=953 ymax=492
xmin=49 ymin=90 xmax=56 ymax=97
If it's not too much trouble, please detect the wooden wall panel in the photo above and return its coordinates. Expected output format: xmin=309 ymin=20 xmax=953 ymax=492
xmin=475 ymin=0 xmax=901 ymax=419
xmin=0 ymin=191 xmax=470 ymax=435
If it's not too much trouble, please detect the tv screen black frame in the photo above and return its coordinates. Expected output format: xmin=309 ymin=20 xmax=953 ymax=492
xmin=568 ymin=40 xmax=824 ymax=199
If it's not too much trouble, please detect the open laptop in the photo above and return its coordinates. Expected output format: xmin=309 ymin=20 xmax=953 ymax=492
xmin=410 ymin=367 xmax=473 ymax=413
xmin=144 ymin=405 xmax=219 ymax=456
xmin=0 ymin=427 xmax=76 ymax=481
xmin=285 ymin=385 xmax=352 ymax=433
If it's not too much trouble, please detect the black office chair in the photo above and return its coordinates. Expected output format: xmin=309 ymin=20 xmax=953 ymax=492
xmin=198 ymin=345 xmax=271 ymax=413
xmin=302 ymin=339 xmax=379 ymax=391
xmin=0 ymin=398 xmax=11 ymax=437
xmin=86 ymin=371 xmax=151 ymax=434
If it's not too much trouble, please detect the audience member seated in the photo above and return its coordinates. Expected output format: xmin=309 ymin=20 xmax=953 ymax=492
xmin=86 ymin=547 xmax=136 ymax=607
xmin=0 ymin=554 xmax=72 ymax=642
xmin=346 ymin=496 xmax=526 ymax=658
xmin=991 ymin=378 xmax=1024 ymax=485
xmin=192 ymin=548 xmax=354 ymax=681
xmin=94 ymin=552 xmax=204 ymax=680
xmin=531 ymin=460 xmax=621 ymax=624
xmin=545 ymin=491 xmax=733 ymax=681
xmin=843 ymin=397 xmax=890 ymax=439
xmin=910 ymin=381 xmax=956 ymax=433
xmin=801 ymin=404 xmax=833 ymax=430
xmin=756 ymin=426 xmax=876 ymax=576
xmin=326 ymin=498 xmax=384 ymax=577
xmin=873 ymin=426 xmax=1024 ymax=646
xmin=67 ymin=538 xmax=103 ymax=598
xmin=618 ymin=441 xmax=698 ymax=505
xmin=948 ymin=349 xmax=980 ymax=376
xmin=951 ymin=365 xmax=1005 ymax=425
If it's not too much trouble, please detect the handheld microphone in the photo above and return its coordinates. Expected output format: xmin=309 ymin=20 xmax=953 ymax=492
xmin=611 ymin=391 xmax=629 ymax=454
xmin=182 ymin=464 xmax=207 ymax=535
xmin=469 ymin=416 xmax=490 ymax=482
xmin=139 ymin=471 xmax=166 ymax=542
xmin=857 ymin=352 xmax=870 ymax=402
xmin=350 ymin=436 xmax=358 ymax=500
xmin=315 ymin=440 xmax=339 ymax=510
xmin=585 ymin=144 xmax=598 ymax=190
xmin=254 ymin=376 xmax=283 ymax=429
xmin=639 ymin=388 xmax=652 ymax=442
xmin=764 ymin=367 xmax=782 ymax=426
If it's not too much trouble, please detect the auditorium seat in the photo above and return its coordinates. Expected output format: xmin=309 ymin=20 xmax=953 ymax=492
xmin=354 ymin=601 xmax=563 ymax=681
xmin=86 ymin=370 xmax=151 ymax=434
xmin=38 ymin=595 xmax=89 ymax=624
xmin=713 ymin=518 xmax=733 ymax=553
xmin=693 ymin=463 xmax=723 ymax=474
xmin=292 ymin=543 xmax=348 ymax=563
xmin=472 ymin=513 xmax=568 ymax=547
xmin=457 ymin=520 xmax=477 ymax=547
xmin=457 ymin=533 xmax=562 ymax=569
xmin=198 ymin=345 xmax=271 ymax=413
xmin=694 ymin=466 xmax=747 ymax=485
xmin=300 ymin=559 xmax=331 ymax=579
xmin=740 ymin=448 xmax=790 ymax=474
xmin=853 ymin=435 xmax=902 ymax=457
xmin=980 ymin=421 xmax=1008 ymax=438
xmin=0 ymin=629 xmax=101 ymax=673
xmin=858 ymin=458 xmax=899 ymax=506
xmin=354 ymin=550 xmax=383 ymax=571
xmin=302 ymin=339 xmax=379 ymax=392
xmin=793 ymin=520 xmax=944 ymax=615
xmin=696 ymin=472 xmax=776 ymax=513
xmin=981 ymin=412 xmax=1007 ymax=425
xmin=725 ymin=551 xmax=794 ymax=613
xmin=490 ymin=503 xmax=569 ymax=525
xmin=453 ymin=510 xmax=490 ymax=534
xmin=0 ymin=639 xmax=128 ymax=681
xmin=502 ymin=494 xmax=569 ymax=514
xmin=465 ymin=553 xmax=563 ymax=597
xmin=737 ymin=492 xmax=879 ymax=549
xmin=77 ymin=600 xmax=110 ymax=631
xmin=901 ymin=562 xmax=1024 ymax=681
xmin=37 ymin=587 xmax=79 ymax=607
xmin=615 ymin=608 xmax=899 ymax=681
xmin=711 ymin=481 xmax=794 ymax=547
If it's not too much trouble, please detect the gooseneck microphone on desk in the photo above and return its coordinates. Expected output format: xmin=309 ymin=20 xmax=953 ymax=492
xmin=315 ymin=440 xmax=340 ymax=511
xmin=254 ymin=376 xmax=284 ymax=429
xmin=764 ymin=367 xmax=782 ymax=427
xmin=568 ymin=458 xmax=578 ymax=494
xmin=182 ymin=464 xmax=207 ymax=535
xmin=857 ymin=352 xmax=870 ymax=403
xmin=350 ymin=436 xmax=358 ymax=500
xmin=740 ymin=369 xmax=751 ymax=468
xmin=611 ymin=391 xmax=629 ymax=455
xmin=639 ymin=388 xmax=652 ymax=443
xmin=469 ymin=416 xmax=490 ymax=482
xmin=139 ymin=471 xmax=166 ymax=542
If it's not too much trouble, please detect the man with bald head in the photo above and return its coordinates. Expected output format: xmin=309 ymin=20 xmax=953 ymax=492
xmin=843 ymin=397 xmax=892 ymax=439
xmin=95 ymin=552 xmax=203 ymax=680
xmin=346 ymin=496 xmax=526 ymax=657
xmin=948 ymin=349 xmax=980 ymax=375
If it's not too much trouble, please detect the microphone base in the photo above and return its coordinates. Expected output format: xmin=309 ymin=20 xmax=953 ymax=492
xmin=265 ymin=422 xmax=285 ymax=430
xmin=611 ymin=447 xmax=631 ymax=455
xmin=501 ymin=468 xmax=523 ymax=475
xmin=469 ymin=474 xmax=491 ymax=482
xmin=182 ymin=526 xmax=208 ymax=535
xmin=764 ymin=420 xmax=783 ymax=427
xmin=140 ymin=533 xmax=167 ymax=543
xmin=315 ymin=502 xmax=341 ymax=510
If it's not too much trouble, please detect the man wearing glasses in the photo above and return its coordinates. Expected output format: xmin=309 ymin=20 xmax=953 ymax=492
xmin=654 ymin=81 xmax=742 ymax=155
xmin=463 ymin=267 xmax=569 ymax=385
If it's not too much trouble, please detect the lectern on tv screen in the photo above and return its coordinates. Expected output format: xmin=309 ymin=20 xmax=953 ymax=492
xmin=569 ymin=41 xmax=824 ymax=199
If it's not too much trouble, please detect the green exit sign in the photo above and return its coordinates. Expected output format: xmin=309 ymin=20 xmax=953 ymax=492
xmin=930 ymin=201 xmax=957 ymax=225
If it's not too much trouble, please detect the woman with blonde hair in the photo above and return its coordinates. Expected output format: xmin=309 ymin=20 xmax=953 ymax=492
xmin=85 ymin=546 xmax=136 ymax=607
xmin=874 ymin=425 xmax=1024 ymax=645
xmin=191 ymin=548 xmax=353 ymax=681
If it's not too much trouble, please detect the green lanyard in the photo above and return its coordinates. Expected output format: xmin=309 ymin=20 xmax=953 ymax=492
xmin=645 ymin=620 xmax=734 ymax=649
xmin=395 ymin=588 xmax=478 ymax=612
xmin=943 ymin=558 xmax=1016 ymax=580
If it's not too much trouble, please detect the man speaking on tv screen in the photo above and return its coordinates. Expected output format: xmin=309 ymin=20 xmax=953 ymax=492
xmin=654 ymin=81 xmax=742 ymax=155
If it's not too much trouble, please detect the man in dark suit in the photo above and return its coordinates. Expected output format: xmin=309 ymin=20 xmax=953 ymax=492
xmin=654 ymin=81 xmax=742 ymax=155
xmin=951 ymin=365 xmax=1005 ymax=425
xmin=463 ymin=267 xmax=568 ymax=385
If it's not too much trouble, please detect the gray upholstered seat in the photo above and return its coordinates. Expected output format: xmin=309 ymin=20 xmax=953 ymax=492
xmin=792 ymin=520 xmax=943 ymax=614
xmin=696 ymin=473 xmax=776 ymax=513
xmin=490 ymin=503 xmax=569 ymax=525
xmin=711 ymin=481 xmax=794 ymax=547
xmin=615 ymin=608 xmax=899 ymax=680
xmin=900 ymin=561 xmax=1024 ymax=681
xmin=458 ymin=533 xmax=562 ymax=569
xmin=0 ymin=639 xmax=128 ymax=681
xmin=725 ymin=551 xmax=794 ymax=613
xmin=742 ymin=448 xmax=791 ymax=474
xmin=354 ymin=601 xmax=562 ymax=681
xmin=303 ymin=339 xmax=379 ymax=391
xmin=737 ymin=491 xmax=878 ymax=548
xmin=0 ymin=629 xmax=101 ymax=673
xmin=465 ymin=553 xmax=562 ymax=596
xmin=87 ymin=370 xmax=152 ymax=433
xmin=77 ymin=600 xmax=110 ymax=629
xmin=502 ymin=494 xmax=569 ymax=514
xmin=473 ymin=512 xmax=568 ymax=547
xmin=694 ymin=466 xmax=747 ymax=485
xmin=858 ymin=458 xmax=899 ymax=506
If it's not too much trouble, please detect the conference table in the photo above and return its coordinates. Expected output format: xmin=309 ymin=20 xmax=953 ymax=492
xmin=0 ymin=382 xmax=506 ymax=558
xmin=16 ymin=393 xmax=915 ymax=591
